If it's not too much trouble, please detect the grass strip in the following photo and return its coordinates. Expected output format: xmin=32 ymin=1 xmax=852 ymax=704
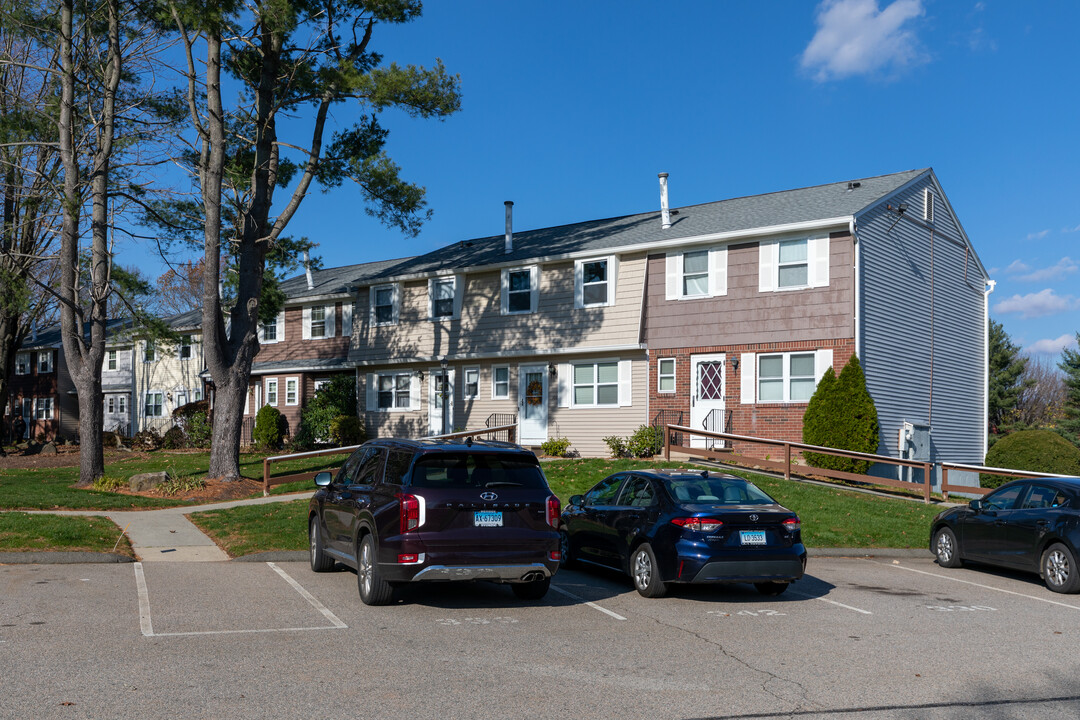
xmin=187 ymin=501 xmax=310 ymax=558
xmin=0 ymin=512 xmax=134 ymax=556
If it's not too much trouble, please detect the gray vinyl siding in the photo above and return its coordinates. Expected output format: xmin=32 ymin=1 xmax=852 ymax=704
xmin=857 ymin=174 xmax=988 ymax=478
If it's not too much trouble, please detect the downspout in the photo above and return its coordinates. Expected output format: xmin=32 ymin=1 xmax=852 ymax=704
xmin=850 ymin=217 xmax=860 ymax=359
xmin=983 ymin=279 xmax=996 ymax=461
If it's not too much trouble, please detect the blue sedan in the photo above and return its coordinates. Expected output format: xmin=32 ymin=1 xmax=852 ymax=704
xmin=560 ymin=469 xmax=807 ymax=598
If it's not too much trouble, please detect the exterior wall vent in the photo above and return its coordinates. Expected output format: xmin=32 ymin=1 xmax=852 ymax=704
xmin=924 ymin=188 xmax=934 ymax=223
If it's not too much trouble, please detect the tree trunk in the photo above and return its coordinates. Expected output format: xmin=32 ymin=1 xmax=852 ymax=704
xmin=74 ymin=373 xmax=104 ymax=484
xmin=207 ymin=371 xmax=245 ymax=479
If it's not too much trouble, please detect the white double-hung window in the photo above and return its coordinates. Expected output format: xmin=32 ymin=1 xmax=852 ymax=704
xmin=259 ymin=310 xmax=285 ymax=343
xmin=265 ymin=378 xmax=279 ymax=406
xmin=563 ymin=359 xmax=633 ymax=408
xmin=38 ymin=351 xmax=53 ymax=373
xmin=759 ymin=236 xmax=829 ymax=291
xmin=501 ymin=266 xmax=538 ymax=315
xmin=491 ymin=366 xmax=510 ymax=399
xmin=15 ymin=352 xmax=30 ymax=375
xmin=371 ymin=284 xmax=399 ymax=326
xmin=665 ymin=247 xmax=727 ymax=300
xmin=429 ymin=276 xmax=462 ymax=320
xmin=367 ymin=372 xmax=415 ymax=411
xmin=575 ymin=256 xmax=616 ymax=308
xmin=740 ymin=349 xmax=833 ymax=404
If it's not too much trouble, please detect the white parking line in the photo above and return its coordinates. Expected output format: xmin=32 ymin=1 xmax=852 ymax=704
xmin=549 ymin=584 xmax=627 ymax=620
xmin=133 ymin=561 xmax=348 ymax=638
xmin=787 ymin=590 xmax=873 ymax=615
xmin=876 ymin=560 xmax=1080 ymax=611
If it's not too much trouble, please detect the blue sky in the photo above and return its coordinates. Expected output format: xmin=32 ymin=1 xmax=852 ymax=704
xmin=130 ymin=0 xmax=1079 ymax=358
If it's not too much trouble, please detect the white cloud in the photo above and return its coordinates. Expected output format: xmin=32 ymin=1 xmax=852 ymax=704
xmin=1005 ymin=259 xmax=1031 ymax=274
xmin=1017 ymin=257 xmax=1078 ymax=283
xmin=1026 ymin=229 xmax=1051 ymax=241
xmin=1025 ymin=334 xmax=1079 ymax=356
xmin=801 ymin=0 xmax=928 ymax=81
xmin=993 ymin=289 xmax=1080 ymax=319
xmin=1063 ymin=223 xmax=1080 ymax=233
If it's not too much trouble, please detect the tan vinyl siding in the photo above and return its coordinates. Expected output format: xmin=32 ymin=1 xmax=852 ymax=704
xmin=352 ymin=254 xmax=647 ymax=364
xmin=549 ymin=357 xmax=648 ymax=457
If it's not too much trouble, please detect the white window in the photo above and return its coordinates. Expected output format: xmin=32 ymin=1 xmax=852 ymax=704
xmin=665 ymin=247 xmax=727 ymax=300
xmin=144 ymin=341 xmax=155 ymax=362
xmin=463 ymin=367 xmax=479 ymax=398
xmin=575 ymin=257 xmax=616 ymax=308
xmin=191 ymin=389 xmax=200 ymax=403
xmin=179 ymin=335 xmax=192 ymax=359
xmin=377 ymin=373 xmax=412 ymax=410
xmin=35 ymin=397 xmax=53 ymax=419
xmin=757 ymin=353 xmax=817 ymax=403
xmin=572 ymin=361 xmax=620 ymax=407
xmin=108 ymin=397 xmax=115 ymax=413
xmin=144 ymin=391 xmax=164 ymax=417
xmin=37 ymin=351 xmax=53 ymax=373
xmin=658 ymin=358 xmax=676 ymax=393
xmin=491 ymin=365 xmax=510 ymax=399
xmin=371 ymin=284 xmax=399 ymax=326
xmin=119 ymin=396 xmax=126 ymax=413
xmin=314 ymin=379 xmax=331 ymax=394
xmin=501 ymin=266 xmax=538 ymax=315
xmin=259 ymin=310 xmax=285 ymax=344
xmin=310 ymin=306 xmax=326 ymax=338
xmin=15 ymin=352 xmax=30 ymax=375
xmin=758 ymin=237 xmax=829 ymax=292
xmin=285 ymin=377 xmax=299 ymax=406
xmin=429 ymin=276 xmax=460 ymax=320
xmin=266 ymin=378 xmax=279 ymax=406
xmin=107 ymin=350 xmax=117 ymax=371
xmin=175 ymin=392 xmax=187 ymax=408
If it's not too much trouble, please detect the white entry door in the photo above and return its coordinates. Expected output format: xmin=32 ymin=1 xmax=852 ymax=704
xmin=690 ymin=354 xmax=726 ymax=449
xmin=428 ymin=368 xmax=455 ymax=436
xmin=518 ymin=365 xmax=548 ymax=445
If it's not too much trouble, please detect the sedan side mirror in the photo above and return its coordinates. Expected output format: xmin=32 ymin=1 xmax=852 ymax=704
xmin=569 ymin=494 xmax=584 ymax=507
xmin=969 ymin=499 xmax=982 ymax=512
xmin=314 ymin=471 xmax=333 ymax=488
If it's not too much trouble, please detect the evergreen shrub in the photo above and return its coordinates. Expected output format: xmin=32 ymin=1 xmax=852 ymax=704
xmin=253 ymin=405 xmax=286 ymax=451
xmin=982 ymin=429 xmax=1080 ymax=489
xmin=802 ymin=355 xmax=879 ymax=475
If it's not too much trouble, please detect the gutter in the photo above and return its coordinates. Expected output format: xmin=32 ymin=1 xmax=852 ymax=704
xmin=351 ymin=343 xmax=648 ymax=367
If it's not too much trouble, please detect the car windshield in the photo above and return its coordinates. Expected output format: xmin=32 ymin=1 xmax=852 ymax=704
xmin=664 ymin=477 xmax=776 ymax=505
xmin=410 ymin=453 xmax=548 ymax=489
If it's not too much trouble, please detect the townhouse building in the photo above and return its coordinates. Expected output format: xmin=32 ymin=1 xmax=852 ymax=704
xmin=6 ymin=326 xmax=70 ymax=442
xmin=132 ymin=310 xmax=206 ymax=435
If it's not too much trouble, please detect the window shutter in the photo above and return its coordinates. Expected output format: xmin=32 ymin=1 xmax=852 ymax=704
xmin=392 ymin=284 xmax=401 ymax=324
xmin=365 ymin=373 xmax=376 ymax=411
xmin=500 ymin=270 xmax=509 ymax=314
xmin=740 ymin=353 xmax=756 ymax=404
xmin=618 ymin=359 xmax=632 ymax=407
xmin=277 ymin=310 xmax=286 ymax=342
xmin=368 ymin=287 xmax=377 ymax=325
xmin=302 ymin=306 xmax=311 ymax=340
xmin=573 ymin=261 xmax=584 ymax=309
xmin=427 ymin=278 xmax=435 ymax=320
xmin=408 ymin=374 xmax=421 ymax=410
xmin=557 ymin=363 xmax=571 ymax=408
xmin=341 ymin=304 xmax=352 ymax=337
xmin=325 ymin=305 xmax=336 ymax=337
xmin=815 ymin=349 xmax=834 ymax=382
xmin=665 ymin=253 xmax=679 ymax=300
xmin=453 ymin=276 xmax=464 ymax=319
xmin=530 ymin=267 xmax=539 ymax=313
xmin=810 ymin=237 xmax=830 ymax=288
xmin=709 ymin=247 xmax=728 ymax=297
xmin=607 ymin=256 xmax=619 ymax=307
xmin=257 ymin=323 xmax=265 ymax=342
xmin=758 ymin=241 xmax=777 ymax=292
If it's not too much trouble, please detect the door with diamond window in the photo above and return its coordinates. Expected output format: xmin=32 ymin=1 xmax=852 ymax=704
xmin=690 ymin=354 xmax=726 ymax=449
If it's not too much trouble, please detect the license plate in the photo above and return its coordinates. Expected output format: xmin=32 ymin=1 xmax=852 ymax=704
xmin=474 ymin=511 xmax=503 ymax=527
xmin=740 ymin=530 xmax=766 ymax=545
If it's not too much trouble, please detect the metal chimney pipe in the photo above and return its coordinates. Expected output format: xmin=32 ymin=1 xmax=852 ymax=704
xmin=504 ymin=201 xmax=514 ymax=254
xmin=303 ymin=249 xmax=314 ymax=290
xmin=658 ymin=173 xmax=671 ymax=230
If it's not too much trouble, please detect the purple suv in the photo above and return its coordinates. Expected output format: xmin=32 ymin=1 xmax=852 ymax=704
xmin=308 ymin=438 xmax=561 ymax=605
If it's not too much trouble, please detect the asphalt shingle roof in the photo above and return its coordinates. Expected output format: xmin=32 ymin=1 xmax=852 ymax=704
xmin=278 ymin=257 xmax=415 ymax=300
xmin=362 ymin=169 xmax=928 ymax=281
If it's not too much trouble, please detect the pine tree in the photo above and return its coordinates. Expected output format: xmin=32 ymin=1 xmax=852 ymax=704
xmin=802 ymin=355 xmax=879 ymax=474
xmin=988 ymin=319 xmax=1031 ymax=436
xmin=1059 ymin=333 xmax=1080 ymax=446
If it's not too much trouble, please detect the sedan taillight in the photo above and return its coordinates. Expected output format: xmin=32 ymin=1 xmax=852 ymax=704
xmin=546 ymin=495 xmax=561 ymax=528
xmin=671 ymin=517 xmax=723 ymax=533
xmin=399 ymin=493 xmax=422 ymax=532
xmin=783 ymin=517 xmax=801 ymax=533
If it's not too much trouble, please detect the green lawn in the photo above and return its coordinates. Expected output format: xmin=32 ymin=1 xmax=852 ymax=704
xmin=0 ymin=450 xmax=349 ymax=511
xmin=188 ymin=458 xmax=944 ymax=557
xmin=0 ymin=512 xmax=134 ymax=556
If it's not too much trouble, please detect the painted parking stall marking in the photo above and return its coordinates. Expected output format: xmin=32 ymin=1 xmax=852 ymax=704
xmin=549 ymin=584 xmax=627 ymax=621
xmin=134 ymin=562 xmax=347 ymax=638
xmin=874 ymin=560 xmax=1080 ymax=612
xmin=435 ymin=616 xmax=519 ymax=626
xmin=787 ymin=589 xmax=873 ymax=615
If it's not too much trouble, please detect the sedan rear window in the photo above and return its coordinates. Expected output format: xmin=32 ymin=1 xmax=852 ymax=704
xmin=664 ymin=478 xmax=775 ymax=505
xmin=410 ymin=453 xmax=548 ymax=489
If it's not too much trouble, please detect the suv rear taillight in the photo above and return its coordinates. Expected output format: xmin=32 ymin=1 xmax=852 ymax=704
xmin=546 ymin=495 xmax=561 ymax=528
xmin=783 ymin=517 xmax=801 ymax=533
xmin=671 ymin=517 xmax=723 ymax=533
xmin=399 ymin=493 xmax=423 ymax=532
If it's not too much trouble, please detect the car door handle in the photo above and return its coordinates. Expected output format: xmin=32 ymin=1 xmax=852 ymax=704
xmin=1036 ymin=519 xmax=1049 ymax=527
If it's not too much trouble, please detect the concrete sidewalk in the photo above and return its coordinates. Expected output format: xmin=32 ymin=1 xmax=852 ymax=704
xmin=18 ymin=492 xmax=309 ymax=563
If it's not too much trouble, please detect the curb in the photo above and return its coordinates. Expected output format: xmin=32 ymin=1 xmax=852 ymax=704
xmin=0 ymin=551 xmax=135 ymax=564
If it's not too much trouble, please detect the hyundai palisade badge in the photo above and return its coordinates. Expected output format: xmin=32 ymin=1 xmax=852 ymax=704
xmin=480 ymin=492 xmax=498 ymax=501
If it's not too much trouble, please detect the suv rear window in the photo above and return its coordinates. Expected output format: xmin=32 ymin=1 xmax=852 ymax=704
xmin=410 ymin=453 xmax=548 ymax=490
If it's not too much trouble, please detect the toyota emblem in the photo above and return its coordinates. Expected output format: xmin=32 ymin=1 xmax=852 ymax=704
xmin=480 ymin=492 xmax=498 ymax=501
xmin=749 ymin=514 xmax=759 ymax=522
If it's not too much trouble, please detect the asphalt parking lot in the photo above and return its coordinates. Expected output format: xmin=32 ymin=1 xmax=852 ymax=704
xmin=3 ymin=557 xmax=1080 ymax=720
